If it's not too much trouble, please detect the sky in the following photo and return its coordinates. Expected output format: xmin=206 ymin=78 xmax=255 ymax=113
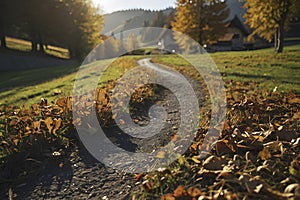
xmin=93 ymin=0 xmax=176 ymax=14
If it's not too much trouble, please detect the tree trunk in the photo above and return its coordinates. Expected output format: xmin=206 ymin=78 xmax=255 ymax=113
xmin=32 ymin=40 xmax=38 ymax=52
xmin=274 ymin=28 xmax=278 ymax=51
xmin=39 ymin=43 xmax=45 ymax=53
xmin=38 ymin=34 xmax=44 ymax=53
xmin=0 ymin=35 xmax=6 ymax=49
xmin=277 ymin=24 xmax=284 ymax=53
xmin=274 ymin=25 xmax=284 ymax=53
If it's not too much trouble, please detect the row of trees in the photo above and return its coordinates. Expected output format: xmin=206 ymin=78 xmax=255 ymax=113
xmin=172 ymin=0 xmax=300 ymax=53
xmin=0 ymin=0 xmax=103 ymax=59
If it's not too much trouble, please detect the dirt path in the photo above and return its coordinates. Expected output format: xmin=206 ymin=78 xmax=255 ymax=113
xmin=0 ymin=59 xmax=205 ymax=199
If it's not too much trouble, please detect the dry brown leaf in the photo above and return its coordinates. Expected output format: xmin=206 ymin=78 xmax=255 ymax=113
xmin=133 ymin=173 xmax=143 ymax=181
xmin=187 ymin=187 xmax=202 ymax=197
xmin=53 ymin=118 xmax=62 ymax=135
xmin=142 ymin=180 xmax=153 ymax=191
xmin=202 ymin=155 xmax=226 ymax=170
xmin=156 ymin=151 xmax=166 ymax=159
xmin=215 ymin=139 xmax=236 ymax=155
xmin=288 ymin=98 xmax=300 ymax=104
xmin=160 ymin=194 xmax=175 ymax=200
xmin=258 ymin=148 xmax=272 ymax=160
xmin=173 ymin=185 xmax=187 ymax=197
xmin=13 ymin=138 xmax=19 ymax=146
xmin=33 ymin=120 xmax=41 ymax=133
xmin=44 ymin=117 xmax=53 ymax=133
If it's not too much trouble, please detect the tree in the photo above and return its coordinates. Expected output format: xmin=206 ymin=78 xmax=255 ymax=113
xmin=149 ymin=11 xmax=167 ymax=27
xmin=0 ymin=0 xmax=8 ymax=48
xmin=126 ymin=33 xmax=139 ymax=54
xmin=172 ymin=0 xmax=229 ymax=51
xmin=53 ymin=0 xmax=104 ymax=59
xmin=244 ymin=0 xmax=299 ymax=53
xmin=0 ymin=0 xmax=104 ymax=60
xmin=0 ymin=0 xmax=21 ymax=49
xmin=164 ymin=10 xmax=175 ymax=28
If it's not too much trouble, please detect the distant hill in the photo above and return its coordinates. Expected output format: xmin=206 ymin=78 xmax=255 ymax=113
xmin=101 ymin=0 xmax=247 ymax=35
xmin=101 ymin=8 xmax=174 ymax=35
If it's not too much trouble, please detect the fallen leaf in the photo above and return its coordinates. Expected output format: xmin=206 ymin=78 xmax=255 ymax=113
xmin=53 ymin=118 xmax=62 ymax=134
xmin=215 ymin=139 xmax=236 ymax=155
xmin=160 ymin=194 xmax=175 ymax=200
xmin=13 ymin=138 xmax=19 ymax=146
xmin=142 ymin=180 xmax=153 ymax=190
xmin=191 ymin=156 xmax=201 ymax=164
xmin=44 ymin=117 xmax=53 ymax=133
xmin=170 ymin=133 xmax=178 ymax=142
xmin=187 ymin=187 xmax=202 ymax=197
xmin=59 ymin=162 xmax=64 ymax=168
xmin=288 ymin=98 xmax=300 ymax=104
xmin=156 ymin=151 xmax=166 ymax=159
xmin=258 ymin=148 xmax=271 ymax=160
xmin=134 ymin=173 xmax=143 ymax=181
xmin=33 ymin=121 xmax=41 ymax=133
xmin=202 ymin=155 xmax=225 ymax=170
xmin=173 ymin=185 xmax=187 ymax=197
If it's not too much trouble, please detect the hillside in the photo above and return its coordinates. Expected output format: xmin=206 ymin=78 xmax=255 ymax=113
xmin=101 ymin=0 xmax=247 ymax=35
xmin=101 ymin=8 xmax=174 ymax=35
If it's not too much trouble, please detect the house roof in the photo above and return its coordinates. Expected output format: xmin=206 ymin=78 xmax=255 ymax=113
xmin=228 ymin=15 xmax=250 ymax=35
xmin=218 ymin=33 xmax=235 ymax=42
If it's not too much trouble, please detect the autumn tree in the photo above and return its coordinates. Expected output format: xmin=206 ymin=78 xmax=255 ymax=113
xmin=244 ymin=0 xmax=299 ymax=53
xmin=126 ymin=33 xmax=139 ymax=54
xmin=172 ymin=0 xmax=229 ymax=51
xmin=63 ymin=0 xmax=103 ymax=59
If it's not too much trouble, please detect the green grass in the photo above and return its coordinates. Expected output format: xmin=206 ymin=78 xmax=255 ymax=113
xmin=1 ymin=45 xmax=299 ymax=106
xmin=5 ymin=37 xmax=70 ymax=59
xmin=0 ymin=56 xmax=141 ymax=106
xmin=152 ymin=45 xmax=300 ymax=93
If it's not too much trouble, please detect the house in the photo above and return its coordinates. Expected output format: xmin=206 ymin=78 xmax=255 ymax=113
xmin=208 ymin=15 xmax=250 ymax=51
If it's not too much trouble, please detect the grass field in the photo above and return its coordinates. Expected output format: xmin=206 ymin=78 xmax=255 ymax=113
xmin=5 ymin=37 xmax=70 ymax=59
xmin=0 ymin=45 xmax=299 ymax=106
xmin=152 ymin=45 xmax=300 ymax=94
xmin=0 ymin=56 xmax=141 ymax=105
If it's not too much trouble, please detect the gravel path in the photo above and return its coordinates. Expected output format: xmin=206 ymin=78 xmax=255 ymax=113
xmin=0 ymin=59 xmax=205 ymax=199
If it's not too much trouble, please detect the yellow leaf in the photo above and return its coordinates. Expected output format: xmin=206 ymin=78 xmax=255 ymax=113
xmin=191 ymin=156 xmax=201 ymax=164
xmin=178 ymin=156 xmax=187 ymax=165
